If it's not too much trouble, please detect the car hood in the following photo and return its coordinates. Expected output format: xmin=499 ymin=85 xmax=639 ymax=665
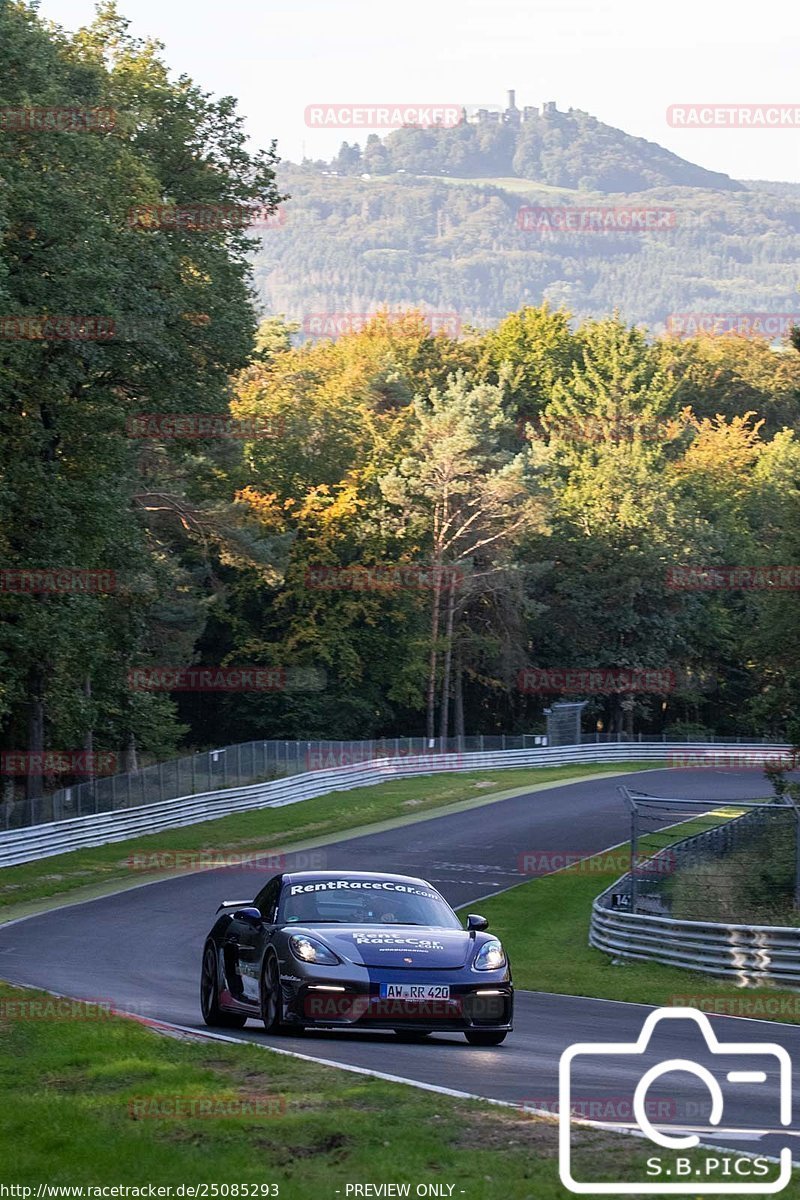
xmin=294 ymin=925 xmax=474 ymax=969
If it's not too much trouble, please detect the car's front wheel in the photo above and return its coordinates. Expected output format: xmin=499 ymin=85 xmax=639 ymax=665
xmin=465 ymin=1030 xmax=507 ymax=1046
xmin=201 ymin=943 xmax=247 ymax=1029
xmin=259 ymin=953 xmax=287 ymax=1034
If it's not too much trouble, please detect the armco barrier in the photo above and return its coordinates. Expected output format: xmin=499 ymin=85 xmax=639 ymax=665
xmin=590 ymin=902 xmax=800 ymax=986
xmin=0 ymin=742 xmax=786 ymax=869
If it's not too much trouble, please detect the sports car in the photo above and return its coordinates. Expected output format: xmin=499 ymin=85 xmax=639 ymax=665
xmin=200 ymin=869 xmax=513 ymax=1044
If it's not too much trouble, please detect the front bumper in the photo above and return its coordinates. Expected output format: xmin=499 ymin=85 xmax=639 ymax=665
xmin=281 ymin=969 xmax=513 ymax=1031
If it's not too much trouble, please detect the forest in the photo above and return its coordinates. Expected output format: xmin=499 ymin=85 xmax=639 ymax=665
xmin=2 ymin=2 xmax=800 ymax=803
xmin=252 ymin=167 xmax=800 ymax=332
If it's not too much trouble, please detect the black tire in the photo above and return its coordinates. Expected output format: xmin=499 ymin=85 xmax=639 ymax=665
xmin=465 ymin=1030 xmax=508 ymax=1046
xmin=393 ymin=1029 xmax=433 ymax=1041
xmin=201 ymin=943 xmax=247 ymax=1029
xmin=259 ymin=953 xmax=287 ymax=1034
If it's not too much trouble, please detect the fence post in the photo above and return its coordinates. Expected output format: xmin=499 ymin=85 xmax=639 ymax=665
xmin=631 ymin=800 xmax=639 ymax=911
xmin=619 ymin=787 xmax=638 ymax=913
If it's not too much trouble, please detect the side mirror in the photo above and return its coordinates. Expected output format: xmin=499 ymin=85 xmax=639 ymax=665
xmin=233 ymin=906 xmax=263 ymax=927
xmin=467 ymin=913 xmax=489 ymax=932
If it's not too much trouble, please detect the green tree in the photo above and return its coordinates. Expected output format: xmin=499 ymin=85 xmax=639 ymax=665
xmin=380 ymin=373 xmax=546 ymax=739
xmin=478 ymin=304 xmax=576 ymax=419
xmin=0 ymin=0 xmax=283 ymax=798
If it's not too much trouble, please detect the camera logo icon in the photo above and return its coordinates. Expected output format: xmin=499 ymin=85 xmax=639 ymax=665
xmin=558 ymin=1007 xmax=793 ymax=1194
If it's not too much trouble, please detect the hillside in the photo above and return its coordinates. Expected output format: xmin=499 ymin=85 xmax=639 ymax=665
xmin=327 ymin=104 xmax=744 ymax=193
xmin=252 ymin=166 xmax=800 ymax=333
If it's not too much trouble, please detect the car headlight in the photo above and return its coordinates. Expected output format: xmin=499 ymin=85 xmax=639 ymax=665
xmin=289 ymin=934 xmax=340 ymax=965
xmin=474 ymin=939 xmax=506 ymax=971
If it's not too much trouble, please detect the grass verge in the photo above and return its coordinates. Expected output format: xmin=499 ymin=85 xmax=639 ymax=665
xmin=0 ymin=763 xmax=658 ymax=914
xmin=468 ymin=813 xmax=800 ymax=1023
xmin=413 ymin=173 xmax=585 ymax=197
xmin=0 ymin=981 xmax=787 ymax=1198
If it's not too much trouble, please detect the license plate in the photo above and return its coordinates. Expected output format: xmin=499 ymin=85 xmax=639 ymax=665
xmin=379 ymin=984 xmax=450 ymax=1000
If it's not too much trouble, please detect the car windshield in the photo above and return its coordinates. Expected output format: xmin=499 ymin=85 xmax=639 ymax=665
xmin=278 ymin=878 xmax=461 ymax=928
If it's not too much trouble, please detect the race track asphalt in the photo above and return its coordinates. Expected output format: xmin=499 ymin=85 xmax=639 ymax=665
xmin=1 ymin=766 xmax=797 ymax=1169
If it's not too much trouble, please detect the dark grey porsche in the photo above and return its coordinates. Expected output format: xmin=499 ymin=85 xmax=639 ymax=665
xmin=200 ymin=869 xmax=513 ymax=1044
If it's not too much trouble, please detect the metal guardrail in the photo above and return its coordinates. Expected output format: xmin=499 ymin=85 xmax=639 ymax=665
xmin=590 ymin=795 xmax=800 ymax=986
xmin=590 ymin=904 xmax=800 ymax=986
xmin=0 ymin=741 xmax=788 ymax=870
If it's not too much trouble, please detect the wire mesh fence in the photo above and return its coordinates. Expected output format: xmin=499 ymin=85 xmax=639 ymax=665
xmin=2 ymin=734 xmax=543 ymax=830
xmin=0 ymin=731 xmax=781 ymax=833
xmin=607 ymin=788 xmax=799 ymax=926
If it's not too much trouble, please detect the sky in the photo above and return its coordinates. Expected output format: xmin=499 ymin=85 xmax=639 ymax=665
xmin=35 ymin=0 xmax=800 ymax=182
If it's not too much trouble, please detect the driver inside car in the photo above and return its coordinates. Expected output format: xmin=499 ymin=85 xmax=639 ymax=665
xmin=283 ymin=892 xmax=323 ymax=923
